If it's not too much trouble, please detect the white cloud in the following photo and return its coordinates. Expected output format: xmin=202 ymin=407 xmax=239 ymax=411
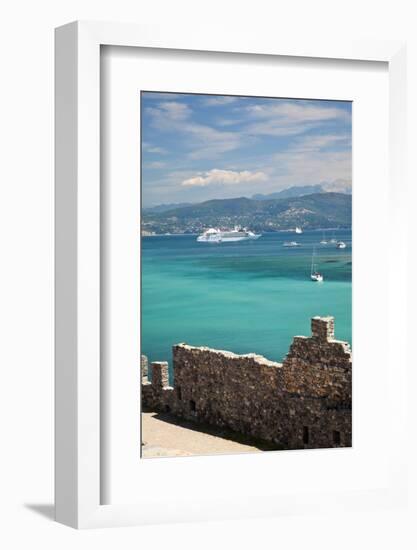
xmin=291 ymin=133 xmax=350 ymax=152
xmin=142 ymin=142 xmax=167 ymax=154
xmin=145 ymin=101 xmax=244 ymax=159
xmin=215 ymin=118 xmax=242 ymax=127
xmin=242 ymin=101 xmax=349 ymax=137
xmin=272 ymin=148 xmax=351 ymax=186
xmin=185 ymin=126 xmax=243 ymax=159
xmin=142 ymin=92 xmax=186 ymax=101
xmin=145 ymin=161 xmax=166 ymax=169
xmin=182 ymin=169 xmax=267 ymax=187
xmin=142 ymin=98 xmax=351 ymax=200
xmin=203 ymin=96 xmax=238 ymax=106
xmin=245 ymin=102 xmax=346 ymax=121
xmin=146 ymin=101 xmax=191 ymax=125
xmin=254 ymin=132 xmax=351 ymax=191
xmin=144 ymin=98 xmax=348 ymax=160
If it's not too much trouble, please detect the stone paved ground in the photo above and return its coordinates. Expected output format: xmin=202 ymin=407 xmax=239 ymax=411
xmin=141 ymin=411 xmax=262 ymax=458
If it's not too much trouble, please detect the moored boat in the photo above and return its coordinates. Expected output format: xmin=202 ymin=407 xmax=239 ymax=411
xmin=197 ymin=226 xmax=261 ymax=243
xmin=310 ymin=246 xmax=324 ymax=282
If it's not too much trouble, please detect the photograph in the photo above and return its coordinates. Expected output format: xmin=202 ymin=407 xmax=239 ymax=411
xmin=140 ymin=91 xmax=352 ymax=458
xmin=1 ymin=1 xmax=409 ymax=540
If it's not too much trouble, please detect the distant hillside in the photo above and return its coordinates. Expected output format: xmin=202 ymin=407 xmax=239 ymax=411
xmin=252 ymin=185 xmax=323 ymax=201
xmin=142 ymin=192 xmax=352 ymax=234
xmin=144 ymin=183 xmax=351 ymax=214
xmin=143 ymin=202 xmax=192 ymax=213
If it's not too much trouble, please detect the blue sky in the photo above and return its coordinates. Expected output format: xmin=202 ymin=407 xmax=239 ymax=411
xmin=141 ymin=92 xmax=352 ymax=207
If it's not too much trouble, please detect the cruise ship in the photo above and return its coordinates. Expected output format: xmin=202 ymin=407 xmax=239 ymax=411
xmin=197 ymin=226 xmax=261 ymax=243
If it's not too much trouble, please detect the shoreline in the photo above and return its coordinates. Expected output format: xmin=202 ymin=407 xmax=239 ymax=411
xmin=141 ymin=227 xmax=352 ymax=237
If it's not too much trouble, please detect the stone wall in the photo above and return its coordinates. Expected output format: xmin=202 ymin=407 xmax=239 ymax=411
xmin=141 ymin=316 xmax=352 ymax=450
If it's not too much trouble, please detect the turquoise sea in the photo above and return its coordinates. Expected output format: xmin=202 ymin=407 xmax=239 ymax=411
xmin=142 ymin=230 xmax=352 ymax=381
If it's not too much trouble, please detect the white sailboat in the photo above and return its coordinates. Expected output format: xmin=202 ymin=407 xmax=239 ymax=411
xmin=310 ymin=247 xmax=324 ymax=282
xmin=295 ymin=226 xmax=303 ymax=234
xmin=336 ymin=241 xmax=346 ymax=249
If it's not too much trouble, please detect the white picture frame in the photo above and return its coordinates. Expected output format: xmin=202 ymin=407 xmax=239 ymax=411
xmin=55 ymin=21 xmax=407 ymax=529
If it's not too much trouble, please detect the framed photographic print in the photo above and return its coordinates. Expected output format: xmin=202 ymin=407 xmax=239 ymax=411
xmin=55 ymin=21 xmax=407 ymax=528
xmin=139 ymin=90 xmax=353 ymax=458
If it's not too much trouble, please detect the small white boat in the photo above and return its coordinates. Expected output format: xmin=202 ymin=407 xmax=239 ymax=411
xmin=310 ymin=247 xmax=324 ymax=282
xmin=283 ymin=241 xmax=300 ymax=247
xmin=295 ymin=226 xmax=303 ymax=234
xmin=311 ymin=272 xmax=324 ymax=282
xmin=336 ymin=241 xmax=346 ymax=249
xmin=320 ymin=231 xmax=328 ymax=245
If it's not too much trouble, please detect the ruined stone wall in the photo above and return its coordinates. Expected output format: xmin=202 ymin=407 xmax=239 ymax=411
xmin=141 ymin=316 xmax=352 ymax=450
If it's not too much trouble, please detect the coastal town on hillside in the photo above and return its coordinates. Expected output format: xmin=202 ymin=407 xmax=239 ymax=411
xmin=141 ymin=189 xmax=352 ymax=236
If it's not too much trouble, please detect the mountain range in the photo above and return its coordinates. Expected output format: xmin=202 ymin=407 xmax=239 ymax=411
xmin=142 ymin=192 xmax=352 ymax=234
xmin=251 ymin=184 xmax=323 ymax=201
xmin=144 ymin=181 xmax=351 ymax=212
xmin=143 ymin=201 xmax=193 ymax=213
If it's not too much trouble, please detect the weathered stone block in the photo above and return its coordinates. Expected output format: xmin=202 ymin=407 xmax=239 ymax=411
xmin=151 ymin=361 xmax=169 ymax=389
xmin=141 ymin=354 xmax=148 ymax=382
xmin=311 ymin=316 xmax=335 ymax=342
